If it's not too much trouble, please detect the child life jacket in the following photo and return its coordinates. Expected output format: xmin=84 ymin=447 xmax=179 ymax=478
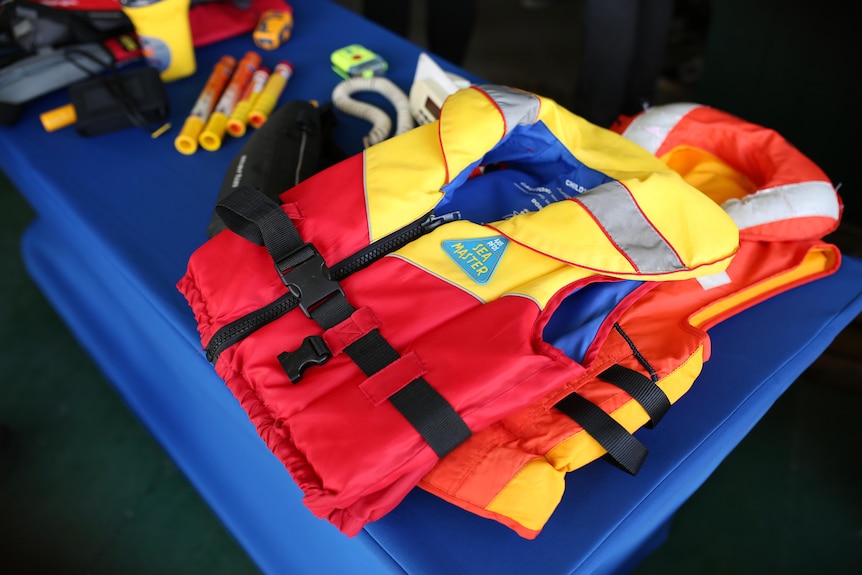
xmin=418 ymin=102 xmax=842 ymax=539
xmin=177 ymin=86 xmax=739 ymax=536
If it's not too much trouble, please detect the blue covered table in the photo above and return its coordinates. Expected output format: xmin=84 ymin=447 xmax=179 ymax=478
xmin=2 ymin=1 xmax=861 ymax=573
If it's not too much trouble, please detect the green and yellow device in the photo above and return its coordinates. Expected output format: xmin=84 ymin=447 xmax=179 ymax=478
xmin=330 ymin=44 xmax=388 ymax=79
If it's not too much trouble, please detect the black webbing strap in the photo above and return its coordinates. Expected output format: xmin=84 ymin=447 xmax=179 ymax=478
xmin=344 ymin=328 xmax=472 ymax=458
xmin=217 ymin=188 xmax=352 ymax=327
xmin=217 ymin=185 xmax=351 ymax=354
xmin=215 ymin=185 xmax=304 ymax=263
xmin=598 ymin=364 xmax=671 ymax=428
xmin=321 ymin=314 xmax=471 ymax=458
xmin=603 ymin=322 xmax=670 ymax=428
xmin=303 ymin=287 xmax=356 ymax=330
xmin=216 ymin=187 xmax=471 ymax=456
xmin=554 ymin=393 xmax=648 ymax=475
xmin=297 ymin=295 xmax=471 ymax=457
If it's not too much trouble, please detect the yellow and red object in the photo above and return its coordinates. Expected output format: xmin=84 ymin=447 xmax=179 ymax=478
xmin=199 ymin=50 xmax=262 ymax=151
xmin=248 ymin=60 xmax=293 ymax=129
xmin=174 ymin=54 xmax=236 ymax=155
xmin=227 ymin=66 xmax=271 ymax=137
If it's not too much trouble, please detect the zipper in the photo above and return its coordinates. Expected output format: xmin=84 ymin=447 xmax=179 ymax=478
xmin=206 ymin=292 xmax=298 ymax=362
xmin=205 ymin=210 xmax=460 ymax=363
xmin=328 ymin=210 xmax=459 ymax=279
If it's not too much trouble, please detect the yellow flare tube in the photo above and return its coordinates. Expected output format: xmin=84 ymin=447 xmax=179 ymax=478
xmin=227 ymin=67 xmax=270 ymax=137
xmin=226 ymin=100 xmax=253 ymax=138
xmin=175 ymin=115 xmax=206 ymax=155
xmin=173 ymin=54 xmax=236 ymax=155
xmin=248 ymin=61 xmax=293 ymax=128
xmin=198 ymin=112 xmax=229 ymax=152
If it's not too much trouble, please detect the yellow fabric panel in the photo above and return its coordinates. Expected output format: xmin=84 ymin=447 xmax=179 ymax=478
xmin=438 ymin=87 xmax=509 ymax=180
xmin=491 ymin=171 xmax=738 ymax=280
xmin=393 ymin=220 xmax=591 ymax=307
xmin=533 ymin=94 xmax=674 ymax=180
xmin=610 ymin=171 xmax=739 ymax=275
xmin=366 ymin=86 xmax=739 ymax=283
xmin=484 ymin=458 xmax=566 ymax=535
xmin=363 ymin=122 xmax=447 ymax=242
xmin=492 ymin=94 xmax=740 ymax=276
xmin=660 ymin=145 xmax=756 ymax=205
xmin=534 ymin=99 xmax=740 ymax=275
xmin=689 ymin=247 xmax=839 ymax=329
xmin=490 ymin=200 xmax=638 ymax=276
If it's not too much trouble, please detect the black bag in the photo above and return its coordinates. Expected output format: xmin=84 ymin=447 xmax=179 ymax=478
xmin=0 ymin=0 xmax=136 ymax=123
xmin=207 ymin=99 xmax=345 ymax=238
xmin=0 ymin=0 xmax=132 ymax=61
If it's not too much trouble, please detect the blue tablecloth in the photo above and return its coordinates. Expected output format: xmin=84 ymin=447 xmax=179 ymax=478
xmin=3 ymin=1 xmax=861 ymax=573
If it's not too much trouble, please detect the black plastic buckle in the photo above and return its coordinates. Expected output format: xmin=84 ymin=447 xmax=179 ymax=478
xmin=274 ymin=243 xmax=343 ymax=318
xmin=278 ymin=335 xmax=332 ymax=383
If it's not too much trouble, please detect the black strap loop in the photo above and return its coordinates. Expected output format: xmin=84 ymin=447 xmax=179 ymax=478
xmin=345 ymin=329 xmax=471 ymax=458
xmin=215 ymin=185 xmax=304 ymax=264
xmin=554 ymin=392 xmax=648 ymax=475
xmin=598 ymin=364 xmax=671 ymax=428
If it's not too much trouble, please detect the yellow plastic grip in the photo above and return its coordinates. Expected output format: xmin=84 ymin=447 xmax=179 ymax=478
xmin=198 ymin=112 xmax=229 ymax=152
xmin=175 ymin=115 xmax=206 ymax=155
xmin=226 ymin=100 xmax=253 ymax=138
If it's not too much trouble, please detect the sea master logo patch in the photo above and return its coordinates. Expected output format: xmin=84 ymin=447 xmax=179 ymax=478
xmin=441 ymin=236 xmax=509 ymax=284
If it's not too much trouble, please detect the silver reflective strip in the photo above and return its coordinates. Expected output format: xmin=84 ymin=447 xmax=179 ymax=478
xmin=722 ymin=181 xmax=840 ymax=229
xmin=621 ymin=102 xmax=701 ymax=154
xmin=575 ymin=181 xmax=686 ymax=273
xmin=478 ymin=84 xmax=540 ymax=137
xmin=697 ymin=270 xmax=732 ymax=290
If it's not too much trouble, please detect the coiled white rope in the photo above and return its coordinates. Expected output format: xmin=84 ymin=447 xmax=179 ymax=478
xmin=331 ymin=76 xmax=415 ymax=148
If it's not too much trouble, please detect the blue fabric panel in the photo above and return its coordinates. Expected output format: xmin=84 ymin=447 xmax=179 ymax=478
xmin=439 ymin=122 xmax=613 ymax=223
xmin=543 ymin=280 xmax=643 ymax=362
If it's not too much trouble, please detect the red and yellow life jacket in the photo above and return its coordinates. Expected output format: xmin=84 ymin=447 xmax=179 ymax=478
xmin=418 ymin=102 xmax=842 ymax=539
xmin=177 ymin=87 xmax=738 ymax=536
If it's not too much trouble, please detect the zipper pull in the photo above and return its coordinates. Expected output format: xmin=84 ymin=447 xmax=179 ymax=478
xmin=423 ymin=211 xmax=461 ymax=232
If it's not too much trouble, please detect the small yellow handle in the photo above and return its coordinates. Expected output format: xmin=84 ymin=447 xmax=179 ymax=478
xmin=40 ymin=103 xmax=77 ymax=132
